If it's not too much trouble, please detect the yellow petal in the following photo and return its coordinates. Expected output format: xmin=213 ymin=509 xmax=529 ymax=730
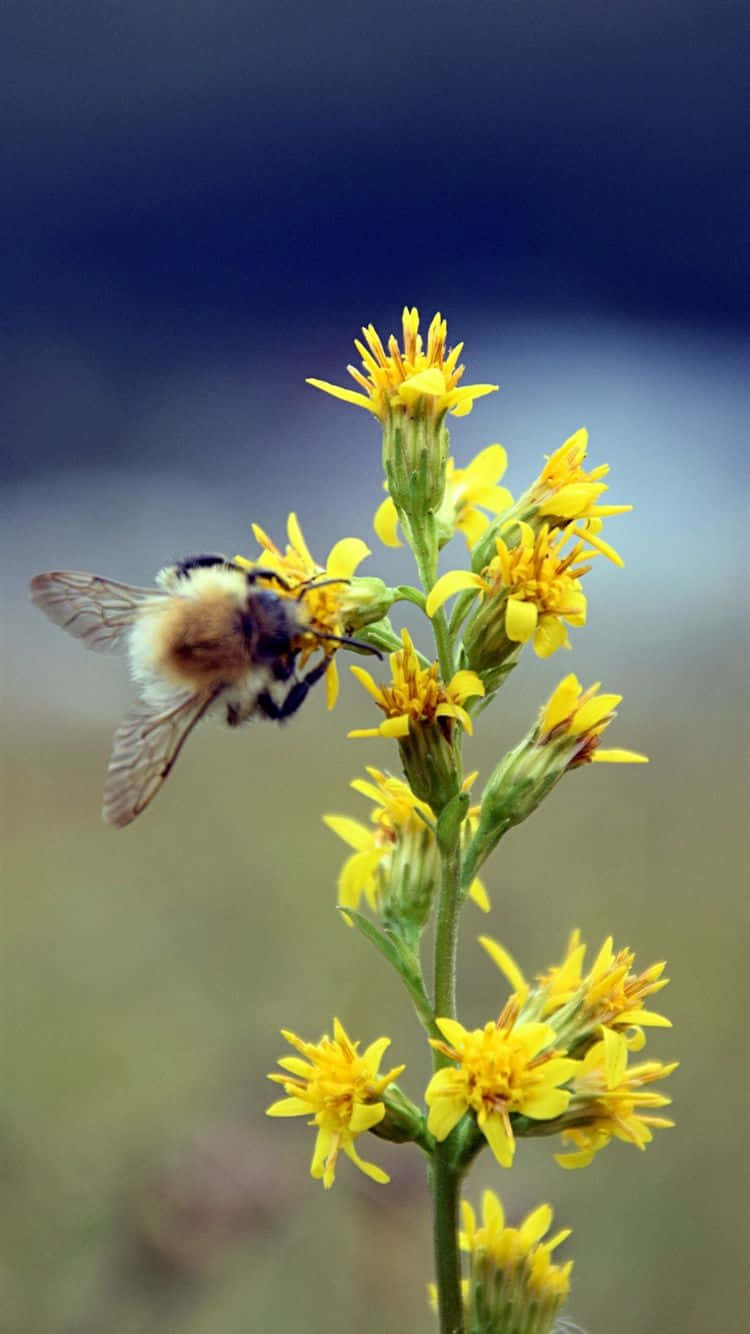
xmin=479 ymin=935 xmax=528 ymax=995
xmin=456 ymin=508 xmax=489 ymax=548
xmin=426 ymin=1096 xmax=467 ymax=1141
xmin=505 ymin=596 xmax=538 ymax=643
xmin=266 ymin=1096 xmax=311 ymax=1117
xmin=325 ymin=658 xmax=339 ymax=710
xmin=533 ymin=614 xmax=569 ymax=658
xmin=322 ymin=814 xmax=373 ymax=851
xmin=349 ymin=664 xmax=384 ymax=703
xmin=306 ymin=378 xmax=376 ymax=412
xmin=569 ymin=693 xmax=621 ymax=735
xmin=379 ymin=715 xmax=412 ymax=738
xmin=449 ymin=669 xmax=485 ymax=701
xmin=520 ymin=1086 xmax=571 ymax=1120
xmin=479 ymin=1109 xmax=515 ymax=1167
xmin=287 ymin=512 xmax=314 ymax=567
xmin=373 ymin=496 xmax=402 ymax=548
xmin=327 ymin=537 xmax=371 ymax=579
xmin=519 ymin=1203 xmax=553 ymax=1247
xmin=349 ymin=1102 xmax=386 ymax=1133
xmin=541 ymin=674 xmax=582 ymax=733
xmin=425 ymin=570 xmax=485 ymax=618
xmin=591 ymin=748 xmax=649 ymax=763
xmin=468 ymin=877 xmax=490 ymax=912
xmin=464 ymin=443 xmax=508 ymax=486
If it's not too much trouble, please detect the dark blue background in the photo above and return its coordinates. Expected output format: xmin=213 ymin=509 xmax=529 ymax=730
xmin=4 ymin=0 xmax=748 ymax=478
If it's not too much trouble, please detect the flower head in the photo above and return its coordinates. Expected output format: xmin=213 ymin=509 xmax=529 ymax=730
xmin=555 ymin=1028 xmax=677 ymax=1169
xmin=461 ymin=675 xmax=646 ymax=886
xmin=425 ymin=997 xmax=579 ymax=1167
xmin=347 ymin=628 xmax=485 ymax=808
xmin=307 ymin=307 xmax=498 ymax=424
xmin=374 ymin=444 xmax=513 ymax=551
xmin=266 ymin=1018 xmax=404 ymax=1188
xmin=471 ymin=428 xmax=632 ymax=572
xmin=324 ymin=767 xmax=489 ymax=927
xmin=348 ymin=628 xmax=484 ymax=740
xmin=428 ymin=521 xmax=605 ymax=670
xmin=530 ymin=428 xmax=632 ymax=535
xmin=458 ymin=1189 xmax=573 ymax=1333
xmin=235 ymin=513 xmax=371 ymax=707
xmin=538 ymin=673 xmax=649 ymax=767
xmin=481 ymin=929 xmax=670 ymax=1054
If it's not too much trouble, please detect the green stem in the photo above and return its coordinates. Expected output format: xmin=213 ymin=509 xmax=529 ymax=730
xmin=404 ymin=513 xmax=455 ymax=683
xmin=432 ymin=1149 xmax=464 ymax=1334
xmin=431 ymin=824 xmax=464 ymax=1332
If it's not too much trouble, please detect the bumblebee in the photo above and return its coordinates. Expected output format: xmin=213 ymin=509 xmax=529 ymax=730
xmin=31 ymin=554 xmax=372 ymax=827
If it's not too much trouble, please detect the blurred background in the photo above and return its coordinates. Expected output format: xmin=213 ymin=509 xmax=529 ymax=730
xmin=2 ymin=2 xmax=747 ymax=1331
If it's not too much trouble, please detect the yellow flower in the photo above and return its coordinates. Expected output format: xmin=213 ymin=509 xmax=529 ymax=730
xmin=539 ymin=673 xmax=649 ymax=766
xmin=323 ymin=767 xmax=489 ymax=917
xmin=425 ymin=998 xmax=579 ymax=1167
xmin=348 ymin=627 xmax=484 ymax=740
xmin=373 ymin=444 xmax=513 ymax=550
xmin=555 ymin=1028 xmax=677 ymax=1169
xmin=235 ymin=512 xmax=370 ymax=708
xmin=531 ymin=428 xmax=632 ymax=538
xmin=307 ymin=307 xmax=498 ymax=423
xmin=427 ymin=520 xmax=603 ymax=664
xmin=266 ymin=1018 xmax=404 ymax=1189
xmin=460 ymin=1189 xmax=573 ymax=1308
xmin=481 ymin=929 xmax=670 ymax=1053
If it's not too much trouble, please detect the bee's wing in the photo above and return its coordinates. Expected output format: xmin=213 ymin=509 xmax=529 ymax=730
xmin=103 ymin=688 xmax=222 ymax=827
xmin=30 ymin=571 xmax=164 ymax=652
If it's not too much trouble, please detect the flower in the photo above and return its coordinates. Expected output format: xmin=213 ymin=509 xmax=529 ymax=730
xmin=461 ymin=676 xmax=646 ymax=886
xmin=323 ymin=767 xmax=489 ymax=924
xmin=530 ymin=428 xmax=632 ymax=535
xmin=266 ymin=1018 xmax=404 ymax=1188
xmin=425 ymin=997 xmax=579 ymax=1167
xmin=481 ymin=929 xmax=670 ymax=1053
xmin=555 ymin=1028 xmax=677 ymax=1169
xmin=374 ymin=444 xmax=513 ymax=551
xmin=307 ymin=307 xmax=498 ymax=423
xmin=458 ymin=1189 xmax=573 ymax=1332
xmin=471 ymin=428 xmax=632 ymax=573
xmin=235 ymin=512 xmax=371 ymax=707
xmin=348 ymin=627 xmax=484 ymax=740
xmin=538 ymin=673 xmax=649 ymax=767
xmin=427 ymin=520 xmax=604 ymax=666
xmin=348 ymin=628 xmax=486 ymax=808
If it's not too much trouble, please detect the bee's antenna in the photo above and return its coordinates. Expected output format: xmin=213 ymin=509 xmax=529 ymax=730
xmin=294 ymin=575 xmax=350 ymax=600
xmin=311 ymin=629 xmax=382 ymax=659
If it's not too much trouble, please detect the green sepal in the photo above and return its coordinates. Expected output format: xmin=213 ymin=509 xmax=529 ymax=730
xmin=436 ymin=790 xmax=470 ymax=852
xmin=372 ymin=1084 xmax=435 ymax=1154
xmin=339 ymin=908 xmax=436 ymax=1037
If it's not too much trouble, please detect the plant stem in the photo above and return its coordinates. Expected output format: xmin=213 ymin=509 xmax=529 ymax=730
xmin=406 ymin=513 xmax=455 ymax=683
xmin=431 ymin=825 xmax=464 ymax=1332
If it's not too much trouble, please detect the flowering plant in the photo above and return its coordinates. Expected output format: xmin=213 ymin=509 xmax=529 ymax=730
xmin=261 ymin=308 xmax=675 ymax=1333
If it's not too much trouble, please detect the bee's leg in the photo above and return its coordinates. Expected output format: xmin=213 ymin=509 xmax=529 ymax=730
xmin=257 ymin=657 xmax=328 ymax=721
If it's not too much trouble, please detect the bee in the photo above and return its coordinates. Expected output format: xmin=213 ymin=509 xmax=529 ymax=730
xmin=30 ymin=554 xmax=376 ymax=828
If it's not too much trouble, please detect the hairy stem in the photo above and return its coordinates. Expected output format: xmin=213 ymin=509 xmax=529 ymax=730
xmin=431 ymin=822 xmax=464 ymax=1332
xmin=406 ymin=513 xmax=455 ymax=683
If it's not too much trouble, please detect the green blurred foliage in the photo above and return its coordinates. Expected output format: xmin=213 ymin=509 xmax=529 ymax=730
xmin=2 ymin=639 xmax=746 ymax=1333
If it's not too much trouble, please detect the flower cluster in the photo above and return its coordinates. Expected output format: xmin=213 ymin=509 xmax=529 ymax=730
xmin=260 ymin=308 xmax=672 ymax=1332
